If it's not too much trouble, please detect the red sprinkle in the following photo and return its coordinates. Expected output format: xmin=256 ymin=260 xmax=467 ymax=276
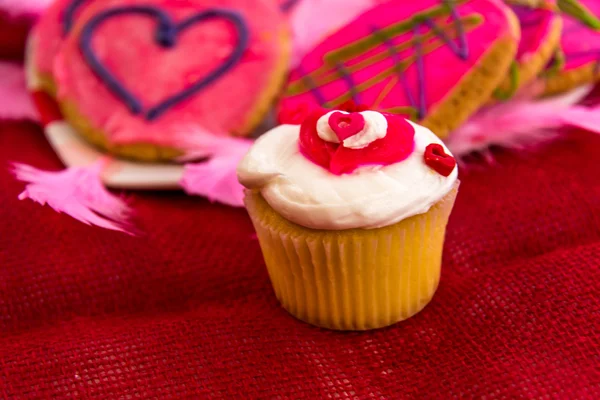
xmin=424 ymin=143 xmax=456 ymax=177
xmin=328 ymin=111 xmax=365 ymax=141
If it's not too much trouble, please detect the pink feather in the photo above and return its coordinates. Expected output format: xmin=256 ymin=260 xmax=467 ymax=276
xmin=447 ymin=85 xmax=594 ymax=158
xmin=172 ymin=124 xmax=253 ymax=162
xmin=13 ymin=159 xmax=134 ymax=234
xmin=174 ymin=125 xmax=252 ymax=207
xmin=0 ymin=0 xmax=53 ymax=16
xmin=289 ymin=0 xmax=378 ymax=67
xmin=180 ymin=154 xmax=246 ymax=207
xmin=0 ymin=61 xmax=37 ymax=121
xmin=560 ymin=105 xmax=600 ymax=134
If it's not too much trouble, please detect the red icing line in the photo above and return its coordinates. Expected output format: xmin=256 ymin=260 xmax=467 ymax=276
xmin=328 ymin=111 xmax=365 ymax=141
xmin=31 ymin=91 xmax=63 ymax=127
xmin=424 ymin=143 xmax=456 ymax=177
xmin=299 ymin=107 xmax=415 ymax=175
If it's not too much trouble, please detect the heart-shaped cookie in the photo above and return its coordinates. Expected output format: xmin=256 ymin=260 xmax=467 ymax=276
xmin=51 ymin=0 xmax=290 ymax=161
xmin=278 ymin=0 xmax=520 ymax=138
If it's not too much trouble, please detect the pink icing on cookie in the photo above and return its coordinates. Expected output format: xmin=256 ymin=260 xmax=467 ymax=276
xmin=279 ymin=0 xmax=518 ymax=121
xmin=54 ymin=0 xmax=287 ymax=147
xmin=557 ymin=0 xmax=600 ymax=71
xmin=33 ymin=0 xmax=101 ymax=77
xmin=510 ymin=1 xmax=557 ymax=62
xmin=285 ymin=0 xmax=380 ymax=67
xmin=298 ymin=105 xmax=415 ymax=175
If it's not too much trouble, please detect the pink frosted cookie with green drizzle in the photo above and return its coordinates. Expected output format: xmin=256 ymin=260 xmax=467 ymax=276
xmin=52 ymin=0 xmax=290 ymax=161
xmin=542 ymin=0 xmax=600 ymax=95
xmin=493 ymin=0 xmax=562 ymax=99
xmin=278 ymin=0 xmax=520 ymax=139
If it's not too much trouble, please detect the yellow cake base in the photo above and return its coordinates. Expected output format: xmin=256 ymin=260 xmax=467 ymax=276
xmin=244 ymin=187 xmax=458 ymax=331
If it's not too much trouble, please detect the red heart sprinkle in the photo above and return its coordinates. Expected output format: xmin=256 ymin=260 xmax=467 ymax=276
xmin=328 ymin=112 xmax=365 ymax=142
xmin=424 ymin=143 xmax=456 ymax=177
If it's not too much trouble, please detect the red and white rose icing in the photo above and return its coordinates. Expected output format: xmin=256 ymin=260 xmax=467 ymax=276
xmin=238 ymin=105 xmax=458 ymax=230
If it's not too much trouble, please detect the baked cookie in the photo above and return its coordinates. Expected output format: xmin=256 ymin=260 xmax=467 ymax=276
xmin=542 ymin=0 xmax=600 ymax=95
xmin=493 ymin=0 xmax=562 ymax=99
xmin=278 ymin=0 xmax=520 ymax=139
xmin=53 ymin=0 xmax=290 ymax=161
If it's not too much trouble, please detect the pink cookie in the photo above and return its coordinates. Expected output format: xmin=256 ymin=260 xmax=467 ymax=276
xmin=493 ymin=0 xmax=561 ymax=99
xmin=543 ymin=0 xmax=600 ymax=95
xmin=53 ymin=0 xmax=290 ymax=161
xmin=278 ymin=0 xmax=520 ymax=138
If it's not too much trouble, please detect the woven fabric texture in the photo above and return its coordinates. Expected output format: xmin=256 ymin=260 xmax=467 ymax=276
xmin=1 ymin=118 xmax=599 ymax=399
xmin=1 ymin=5 xmax=600 ymax=396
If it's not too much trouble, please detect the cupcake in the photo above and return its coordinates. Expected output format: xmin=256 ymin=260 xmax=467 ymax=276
xmin=238 ymin=103 xmax=459 ymax=330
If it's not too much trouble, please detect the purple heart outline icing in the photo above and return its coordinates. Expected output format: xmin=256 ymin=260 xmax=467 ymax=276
xmin=79 ymin=5 xmax=249 ymax=121
xmin=63 ymin=0 xmax=88 ymax=35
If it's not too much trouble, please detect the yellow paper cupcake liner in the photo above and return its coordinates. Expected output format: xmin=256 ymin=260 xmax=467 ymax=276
xmin=244 ymin=186 xmax=458 ymax=331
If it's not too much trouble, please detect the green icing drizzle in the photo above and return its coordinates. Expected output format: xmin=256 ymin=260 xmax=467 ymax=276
xmin=493 ymin=61 xmax=520 ymax=100
xmin=558 ymin=0 xmax=600 ymax=30
xmin=541 ymin=48 xmax=566 ymax=77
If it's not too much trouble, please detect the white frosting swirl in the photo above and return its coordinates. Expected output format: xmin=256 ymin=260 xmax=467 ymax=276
xmin=237 ymin=120 xmax=458 ymax=230
xmin=316 ymin=111 xmax=388 ymax=149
